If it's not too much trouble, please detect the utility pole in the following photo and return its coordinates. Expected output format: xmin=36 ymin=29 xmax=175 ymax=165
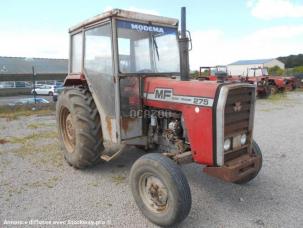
xmin=32 ymin=66 xmax=36 ymax=104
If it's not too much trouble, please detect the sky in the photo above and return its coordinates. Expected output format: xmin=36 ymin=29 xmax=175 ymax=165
xmin=0 ymin=0 xmax=303 ymax=70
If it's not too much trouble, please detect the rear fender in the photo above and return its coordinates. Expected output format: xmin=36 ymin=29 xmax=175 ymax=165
xmin=64 ymin=73 xmax=87 ymax=86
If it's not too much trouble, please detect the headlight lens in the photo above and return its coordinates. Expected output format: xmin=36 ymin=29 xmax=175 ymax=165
xmin=224 ymin=138 xmax=231 ymax=151
xmin=240 ymin=134 xmax=247 ymax=145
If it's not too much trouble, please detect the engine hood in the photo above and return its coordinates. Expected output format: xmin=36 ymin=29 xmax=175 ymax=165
xmin=143 ymin=77 xmax=220 ymax=108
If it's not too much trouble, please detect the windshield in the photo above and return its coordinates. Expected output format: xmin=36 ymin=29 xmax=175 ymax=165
xmin=117 ymin=20 xmax=180 ymax=74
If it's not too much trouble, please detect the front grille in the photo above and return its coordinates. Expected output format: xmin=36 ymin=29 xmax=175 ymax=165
xmin=224 ymin=87 xmax=254 ymax=162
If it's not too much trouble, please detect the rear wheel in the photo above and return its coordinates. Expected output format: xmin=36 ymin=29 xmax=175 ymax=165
xmin=48 ymin=91 xmax=54 ymax=96
xmin=130 ymin=153 xmax=191 ymax=227
xmin=234 ymin=140 xmax=262 ymax=184
xmin=56 ymin=87 xmax=104 ymax=169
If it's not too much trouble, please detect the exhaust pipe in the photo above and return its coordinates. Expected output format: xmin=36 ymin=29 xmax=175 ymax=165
xmin=179 ymin=7 xmax=190 ymax=81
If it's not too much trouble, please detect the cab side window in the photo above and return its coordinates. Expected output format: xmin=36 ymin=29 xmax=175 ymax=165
xmin=71 ymin=32 xmax=83 ymax=73
xmin=84 ymin=24 xmax=113 ymax=75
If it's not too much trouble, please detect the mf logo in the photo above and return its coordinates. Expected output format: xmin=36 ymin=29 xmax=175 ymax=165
xmin=154 ymin=88 xmax=172 ymax=100
xmin=233 ymin=101 xmax=242 ymax=112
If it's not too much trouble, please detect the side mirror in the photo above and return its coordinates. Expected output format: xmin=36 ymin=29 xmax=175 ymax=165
xmin=186 ymin=30 xmax=192 ymax=51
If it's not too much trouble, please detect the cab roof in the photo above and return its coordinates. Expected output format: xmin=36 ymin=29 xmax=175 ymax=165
xmin=69 ymin=8 xmax=179 ymax=33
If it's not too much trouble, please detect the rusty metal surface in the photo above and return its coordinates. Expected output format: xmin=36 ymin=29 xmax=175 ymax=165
xmin=105 ymin=116 xmax=113 ymax=141
xmin=203 ymin=153 xmax=262 ymax=182
xmin=69 ymin=8 xmax=178 ymax=33
xmin=173 ymin=151 xmax=193 ymax=164
xmin=120 ymin=116 xmax=142 ymax=139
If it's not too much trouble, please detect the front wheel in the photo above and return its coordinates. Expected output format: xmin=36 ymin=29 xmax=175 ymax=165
xmin=130 ymin=153 xmax=191 ymax=227
xmin=234 ymin=140 xmax=263 ymax=184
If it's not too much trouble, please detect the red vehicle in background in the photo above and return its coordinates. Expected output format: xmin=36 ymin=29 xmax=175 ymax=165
xmin=283 ymin=76 xmax=298 ymax=91
xmin=199 ymin=66 xmax=229 ymax=81
xmin=199 ymin=66 xmax=272 ymax=97
xmin=244 ymin=68 xmax=271 ymax=97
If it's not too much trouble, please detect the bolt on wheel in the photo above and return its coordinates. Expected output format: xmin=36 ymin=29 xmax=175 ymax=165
xmin=60 ymin=108 xmax=75 ymax=153
xmin=130 ymin=153 xmax=191 ymax=227
xmin=139 ymin=173 xmax=168 ymax=213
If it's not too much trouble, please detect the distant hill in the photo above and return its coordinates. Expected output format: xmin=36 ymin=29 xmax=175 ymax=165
xmin=278 ymin=54 xmax=303 ymax=68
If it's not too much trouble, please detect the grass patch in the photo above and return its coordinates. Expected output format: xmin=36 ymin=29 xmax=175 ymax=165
xmin=267 ymin=93 xmax=288 ymax=103
xmin=24 ymin=176 xmax=60 ymax=189
xmin=111 ymin=174 xmax=126 ymax=185
xmin=0 ymin=105 xmax=54 ymax=121
xmin=27 ymin=122 xmax=54 ymax=129
xmin=259 ymin=108 xmax=271 ymax=112
xmin=89 ymin=181 xmax=99 ymax=187
xmin=9 ymin=131 xmax=58 ymax=145
xmin=7 ymin=131 xmax=63 ymax=168
xmin=31 ymin=143 xmax=64 ymax=168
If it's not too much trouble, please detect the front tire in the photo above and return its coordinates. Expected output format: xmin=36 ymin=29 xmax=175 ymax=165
xmin=130 ymin=153 xmax=191 ymax=227
xmin=234 ymin=140 xmax=263 ymax=184
xmin=56 ymin=87 xmax=104 ymax=169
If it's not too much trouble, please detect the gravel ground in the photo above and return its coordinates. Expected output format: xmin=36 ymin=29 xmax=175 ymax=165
xmin=1 ymin=91 xmax=303 ymax=228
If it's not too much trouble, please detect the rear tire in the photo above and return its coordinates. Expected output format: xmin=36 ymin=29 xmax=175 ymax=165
xmin=130 ymin=153 xmax=191 ymax=227
xmin=56 ymin=87 xmax=104 ymax=169
xmin=49 ymin=91 xmax=54 ymax=96
xmin=234 ymin=140 xmax=263 ymax=184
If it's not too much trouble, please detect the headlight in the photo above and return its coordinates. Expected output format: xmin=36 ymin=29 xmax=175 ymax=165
xmin=240 ymin=134 xmax=247 ymax=145
xmin=224 ymin=138 xmax=231 ymax=151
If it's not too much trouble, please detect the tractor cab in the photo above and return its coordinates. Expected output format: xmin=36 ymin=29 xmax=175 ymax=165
xmin=65 ymin=9 xmax=180 ymax=143
xmin=198 ymin=66 xmax=228 ymax=81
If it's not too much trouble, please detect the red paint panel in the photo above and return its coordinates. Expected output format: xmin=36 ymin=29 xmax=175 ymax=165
xmin=143 ymin=77 xmax=219 ymax=165
xmin=144 ymin=77 xmax=218 ymax=98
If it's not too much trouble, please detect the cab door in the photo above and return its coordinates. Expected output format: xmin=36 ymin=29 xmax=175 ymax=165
xmin=82 ymin=22 xmax=117 ymax=143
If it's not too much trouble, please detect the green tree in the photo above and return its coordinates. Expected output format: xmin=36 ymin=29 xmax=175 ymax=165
xmin=293 ymin=66 xmax=303 ymax=74
xmin=278 ymin=54 xmax=303 ymax=68
xmin=190 ymin=70 xmax=200 ymax=79
xmin=268 ymin=66 xmax=284 ymax=76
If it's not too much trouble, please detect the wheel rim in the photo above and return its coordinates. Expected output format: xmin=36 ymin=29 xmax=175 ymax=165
xmin=139 ymin=173 xmax=169 ymax=213
xmin=60 ymin=108 xmax=75 ymax=153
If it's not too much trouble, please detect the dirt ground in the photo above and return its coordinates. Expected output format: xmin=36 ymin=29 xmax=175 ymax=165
xmin=1 ymin=91 xmax=303 ymax=227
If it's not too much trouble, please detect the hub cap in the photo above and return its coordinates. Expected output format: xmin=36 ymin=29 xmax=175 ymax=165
xmin=139 ymin=173 xmax=168 ymax=213
xmin=61 ymin=109 xmax=75 ymax=153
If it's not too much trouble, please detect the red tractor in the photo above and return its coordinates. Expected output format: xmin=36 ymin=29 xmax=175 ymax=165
xmin=56 ymin=8 xmax=263 ymax=226
xmin=198 ymin=66 xmax=229 ymax=81
xmin=283 ymin=76 xmax=297 ymax=91
xmin=247 ymin=67 xmax=286 ymax=94
xmin=240 ymin=68 xmax=272 ymax=97
xmin=199 ymin=66 xmax=272 ymax=98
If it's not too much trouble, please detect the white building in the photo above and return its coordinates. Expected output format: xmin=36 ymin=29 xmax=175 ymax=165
xmin=228 ymin=59 xmax=285 ymax=76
